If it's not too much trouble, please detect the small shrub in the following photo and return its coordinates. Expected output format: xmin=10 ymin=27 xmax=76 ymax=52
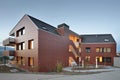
xmin=56 ymin=62 xmax=63 ymax=72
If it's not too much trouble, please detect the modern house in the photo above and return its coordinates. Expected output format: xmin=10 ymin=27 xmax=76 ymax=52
xmin=3 ymin=14 xmax=80 ymax=72
xmin=3 ymin=14 xmax=116 ymax=72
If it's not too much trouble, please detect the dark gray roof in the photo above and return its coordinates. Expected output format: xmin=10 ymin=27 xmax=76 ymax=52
xmin=80 ymin=34 xmax=116 ymax=43
xmin=28 ymin=15 xmax=59 ymax=35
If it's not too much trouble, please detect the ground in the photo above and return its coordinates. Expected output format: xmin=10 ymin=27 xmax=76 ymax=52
xmin=0 ymin=62 xmax=120 ymax=80
xmin=0 ymin=70 xmax=120 ymax=80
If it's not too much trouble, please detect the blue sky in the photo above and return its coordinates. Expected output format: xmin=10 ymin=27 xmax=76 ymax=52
xmin=0 ymin=0 xmax=120 ymax=52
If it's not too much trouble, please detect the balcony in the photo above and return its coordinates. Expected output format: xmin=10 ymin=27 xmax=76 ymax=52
xmin=3 ymin=50 xmax=15 ymax=56
xmin=3 ymin=37 xmax=15 ymax=46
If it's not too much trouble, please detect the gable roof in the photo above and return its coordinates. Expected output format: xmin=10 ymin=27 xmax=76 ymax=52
xmin=27 ymin=15 xmax=59 ymax=35
xmin=80 ymin=34 xmax=116 ymax=43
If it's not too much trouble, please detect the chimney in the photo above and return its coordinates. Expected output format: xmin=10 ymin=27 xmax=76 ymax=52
xmin=57 ymin=23 xmax=69 ymax=29
xmin=56 ymin=23 xmax=69 ymax=36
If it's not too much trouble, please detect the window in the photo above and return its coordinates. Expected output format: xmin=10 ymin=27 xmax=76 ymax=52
xmin=104 ymin=48 xmax=107 ymax=52
xmin=96 ymin=57 xmax=103 ymax=62
xmin=16 ymin=30 xmax=20 ymax=37
xmin=21 ymin=57 xmax=25 ymax=65
xmin=28 ymin=57 xmax=34 ymax=66
xmin=17 ymin=31 xmax=21 ymax=37
xmin=18 ymin=44 xmax=21 ymax=50
xmin=22 ymin=28 xmax=25 ymax=35
xmin=99 ymin=57 xmax=103 ymax=62
xmin=99 ymin=48 xmax=102 ymax=52
xmin=16 ymin=56 xmax=25 ymax=65
xmin=16 ymin=56 xmax=19 ymax=63
xmin=16 ymin=56 xmax=21 ymax=65
xmin=23 ymin=42 xmax=25 ymax=50
xmin=107 ymin=48 xmax=111 ymax=52
xmin=16 ymin=42 xmax=25 ymax=50
xmin=85 ymin=56 xmax=90 ymax=62
xmin=96 ymin=47 xmax=111 ymax=53
xmin=96 ymin=48 xmax=100 ymax=52
xmin=16 ymin=27 xmax=25 ymax=37
xmin=42 ymin=27 xmax=47 ymax=30
xmin=16 ymin=43 xmax=21 ymax=50
xmin=28 ymin=39 xmax=34 ymax=49
xmin=102 ymin=57 xmax=111 ymax=63
xmin=86 ymin=47 xmax=91 ymax=53
xmin=104 ymin=39 xmax=109 ymax=42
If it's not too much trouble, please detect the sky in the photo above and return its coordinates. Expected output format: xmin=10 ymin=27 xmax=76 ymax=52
xmin=0 ymin=0 xmax=120 ymax=52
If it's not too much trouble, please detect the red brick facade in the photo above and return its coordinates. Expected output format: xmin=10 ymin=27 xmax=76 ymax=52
xmin=3 ymin=15 xmax=116 ymax=72
xmin=80 ymin=43 xmax=116 ymax=66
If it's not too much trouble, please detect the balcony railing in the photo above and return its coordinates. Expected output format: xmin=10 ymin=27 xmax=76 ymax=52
xmin=3 ymin=50 xmax=15 ymax=56
xmin=3 ymin=37 xmax=15 ymax=46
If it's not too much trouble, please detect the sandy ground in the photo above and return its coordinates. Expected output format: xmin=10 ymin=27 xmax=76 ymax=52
xmin=0 ymin=70 xmax=120 ymax=80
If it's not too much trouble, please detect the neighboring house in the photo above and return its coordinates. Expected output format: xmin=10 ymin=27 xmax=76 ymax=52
xmin=80 ymin=34 xmax=116 ymax=66
xmin=3 ymin=14 xmax=116 ymax=72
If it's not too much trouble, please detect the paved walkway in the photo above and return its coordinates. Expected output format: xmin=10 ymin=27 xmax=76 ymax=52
xmin=63 ymin=66 xmax=120 ymax=72
xmin=0 ymin=70 xmax=120 ymax=80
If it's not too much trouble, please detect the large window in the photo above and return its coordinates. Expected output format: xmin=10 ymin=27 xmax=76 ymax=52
xmin=107 ymin=48 xmax=111 ymax=52
xmin=16 ymin=27 xmax=25 ymax=37
xmin=96 ymin=56 xmax=103 ymax=62
xmin=16 ymin=56 xmax=25 ymax=65
xmin=86 ymin=47 xmax=91 ymax=53
xmin=96 ymin=47 xmax=111 ymax=53
xmin=28 ymin=39 xmax=34 ymax=49
xmin=102 ymin=57 xmax=111 ymax=63
xmin=28 ymin=57 xmax=34 ymax=66
xmin=16 ymin=42 xmax=25 ymax=50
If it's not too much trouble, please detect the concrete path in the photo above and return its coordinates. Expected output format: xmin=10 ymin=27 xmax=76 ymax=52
xmin=0 ymin=70 xmax=120 ymax=80
xmin=63 ymin=66 xmax=120 ymax=72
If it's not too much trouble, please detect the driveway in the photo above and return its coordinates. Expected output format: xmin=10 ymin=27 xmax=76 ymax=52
xmin=0 ymin=70 xmax=120 ymax=80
